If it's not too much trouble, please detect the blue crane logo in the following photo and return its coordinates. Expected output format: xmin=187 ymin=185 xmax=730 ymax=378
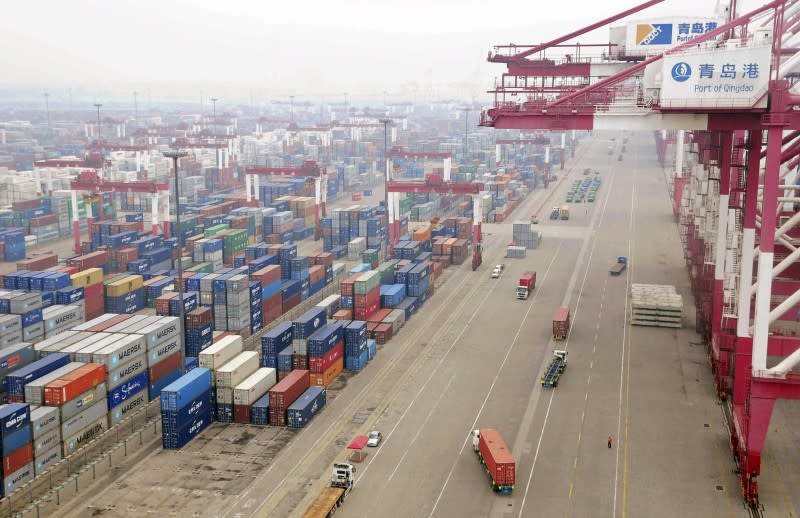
xmin=671 ymin=62 xmax=692 ymax=82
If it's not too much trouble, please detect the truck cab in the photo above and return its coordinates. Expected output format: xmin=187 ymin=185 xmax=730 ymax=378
xmin=331 ymin=462 xmax=356 ymax=493
xmin=560 ymin=205 xmax=570 ymax=220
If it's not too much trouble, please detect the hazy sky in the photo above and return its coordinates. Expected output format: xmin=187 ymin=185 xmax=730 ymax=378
xmin=0 ymin=0 xmax=760 ymax=105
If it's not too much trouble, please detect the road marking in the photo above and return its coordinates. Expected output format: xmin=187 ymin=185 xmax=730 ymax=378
xmin=385 ymin=373 xmax=457 ymax=482
xmin=569 ymin=483 xmax=574 ymax=499
xmin=574 ymin=456 xmax=578 ymax=469
xmin=427 ymin=242 xmax=564 ymax=518
xmin=585 ymin=392 xmax=589 ymax=401
xmin=593 ymin=346 xmax=596 ymax=353
xmin=590 ymin=360 xmax=593 ymax=369
xmin=577 ymin=431 xmax=581 ymax=444
xmin=581 ymin=411 xmax=585 ymax=422
xmin=586 ymin=375 xmax=591 ymax=385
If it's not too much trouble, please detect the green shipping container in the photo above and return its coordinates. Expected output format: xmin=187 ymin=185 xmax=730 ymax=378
xmin=204 ymin=224 xmax=230 ymax=237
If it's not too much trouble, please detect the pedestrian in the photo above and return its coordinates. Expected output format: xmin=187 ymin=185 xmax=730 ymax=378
xmin=607 ymin=435 xmax=613 ymax=449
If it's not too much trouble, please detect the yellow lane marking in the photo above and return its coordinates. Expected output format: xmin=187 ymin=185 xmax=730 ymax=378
xmin=569 ymin=483 xmax=574 ymax=499
xmin=574 ymin=457 xmax=578 ymax=469
xmin=581 ymin=411 xmax=585 ymax=423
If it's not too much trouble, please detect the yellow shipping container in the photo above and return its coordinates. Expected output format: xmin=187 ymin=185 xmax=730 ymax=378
xmin=105 ymin=275 xmax=144 ymax=297
xmin=71 ymin=268 xmax=104 ymax=287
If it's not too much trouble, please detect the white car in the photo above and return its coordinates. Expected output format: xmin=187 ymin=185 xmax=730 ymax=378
xmin=491 ymin=268 xmax=501 ymax=279
xmin=367 ymin=431 xmax=383 ymax=447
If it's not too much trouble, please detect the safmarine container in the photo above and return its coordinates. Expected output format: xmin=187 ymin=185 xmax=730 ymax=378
xmin=160 ymin=368 xmax=213 ymax=412
xmin=160 ymin=388 xmax=213 ymax=430
xmin=44 ymin=363 xmax=105 ymax=406
xmin=107 ymin=355 xmax=147 ymax=390
xmin=162 ymin=407 xmax=212 ymax=449
xmin=107 ymin=372 xmax=148 ymax=410
xmin=215 ymin=351 xmax=259 ymax=388
xmin=198 ymin=336 xmax=243 ymax=374
xmin=109 ymin=389 xmax=148 ymax=426
xmin=286 ymin=386 xmax=326 ymax=429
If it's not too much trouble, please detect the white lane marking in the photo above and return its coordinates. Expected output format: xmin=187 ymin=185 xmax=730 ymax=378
xmin=428 ymin=241 xmax=563 ymax=518
xmin=385 ymin=373 xmax=457 ymax=482
xmin=517 ymin=157 xmax=619 ymax=518
xmin=613 ymin=180 xmax=636 ymax=517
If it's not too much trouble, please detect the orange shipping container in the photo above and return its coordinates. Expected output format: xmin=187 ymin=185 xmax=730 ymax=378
xmin=412 ymin=227 xmax=431 ymax=242
xmin=310 ymin=357 xmax=343 ymax=387
xmin=331 ymin=309 xmax=353 ymax=320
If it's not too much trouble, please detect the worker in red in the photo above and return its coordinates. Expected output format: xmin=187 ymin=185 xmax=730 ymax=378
xmin=607 ymin=435 xmax=613 ymax=449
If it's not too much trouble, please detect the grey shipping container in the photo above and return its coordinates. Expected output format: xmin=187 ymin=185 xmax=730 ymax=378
xmin=0 ymin=342 xmax=35 ymax=392
xmin=24 ymin=362 xmax=84 ymax=405
xmin=0 ymin=314 xmax=21 ymax=335
xmin=92 ymin=334 xmax=146 ymax=369
xmin=29 ymin=406 xmax=59 ymax=439
xmin=61 ymin=398 xmax=108 ymax=438
xmin=3 ymin=462 xmax=34 ymax=495
xmin=60 ymin=382 xmax=107 ymax=422
xmin=33 ymin=427 xmax=61 ymax=457
xmin=34 ymin=446 xmax=61 ymax=476
xmin=106 ymin=354 xmax=147 ymax=390
xmin=233 ymin=368 xmax=277 ymax=406
xmin=148 ymin=336 xmax=182 ymax=367
xmin=22 ymin=322 xmax=44 ymax=343
xmin=137 ymin=317 xmax=181 ymax=350
xmin=62 ymin=415 xmax=108 ymax=456
xmin=108 ymin=390 xmax=148 ymax=426
xmin=72 ymin=334 xmax=123 ymax=363
xmin=42 ymin=305 xmax=84 ymax=336
xmin=0 ymin=330 xmax=23 ymax=349
xmin=34 ymin=331 xmax=91 ymax=357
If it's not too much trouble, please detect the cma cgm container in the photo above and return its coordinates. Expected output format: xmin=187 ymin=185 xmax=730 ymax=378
xmin=472 ymin=429 xmax=515 ymax=494
xmin=268 ymin=370 xmax=309 ymax=427
xmin=286 ymin=386 xmax=326 ymax=429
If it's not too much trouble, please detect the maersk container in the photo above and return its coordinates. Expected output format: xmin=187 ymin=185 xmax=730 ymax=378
xmin=107 ymin=372 xmax=148 ymax=410
xmin=22 ymin=322 xmax=44 ymax=343
xmin=198 ymin=336 xmax=243 ymax=373
xmin=34 ymin=446 xmax=61 ymax=476
xmin=261 ymin=322 xmax=294 ymax=356
xmin=33 ymin=428 xmax=60 ymax=457
xmin=0 ymin=425 xmax=31 ymax=457
xmin=107 ymin=355 xmax=147 ymax=390
xmin=136 ymin=317 xmax=181 ymax=350
xmin=3 ymin=461 xmax=33 ymax=496
xmin=250 ymin=393 xmax=269 ymax=425
xmin=0 ymin=403 xmax=30 ymax=438
xmin=160 ymin=368 xmax=213 ymax=412
xmin=233 ymin=368 xmax=276 ymax=407
xmin=109 ymin=389 xmax=148 ymax=426
xmin=292 ymin=307 xmax=327 ymax=339
xmin=42 ymin=305 xmax=83 ymax=334
xmin=148 ymin=337 xmax=182 ymax=367
xmin=92 ymin=334 xmax=147 ymax=369
xmin=62 ymin=415 xmax=108 ymax=456
xmin=162 ymin=407 xmax=212 ymax=449
xmin=307 ymin=323 xmax=344 ymax=357
xmin=61 ymin=398 xmax=108 ymax=438
xmin=215 ymin=351 xmax=259 ymax=388
xmin=149 ymin=368 xmax=182 ymax=400
xmin=160 ymin=388 xmax=213 ymax=430
xmin=59 ymin=382 xmax=106 ymax=422
xmin=286 ymin=386 xmax=326 ymax=429
xmin=29 ymin=406 xmax=58 ymax=439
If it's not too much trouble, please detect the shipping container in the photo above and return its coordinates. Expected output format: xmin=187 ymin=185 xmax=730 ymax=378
xmin=160 ymin=387 xmax=213 ymax=430
xmin=2 ymin=461 xmax=34 ymax=496
xmin=107 ymin=372 xmax=148 ymax=410
xmin=108 ymin=389 xmax=148 ymax=426
xmin=0 ymin=426 xmax=31 ymax=456
xmin=2 ymin=443 xmax=33 ymax=476
xmin=215 ymin=351 xmax=259 ymax=388
xmin=0 ymin=403 xmax=30 ymax=437
xmin=268 ymin=370 xmax=310 ymax=426
xmin=29 ymin=406 xmax=58 ymax=439
xmin=160 ymin=368 xmax=213 ymax=412
xmin=44 ymin=363 xmax=105 ymax=406
xmin=34 ymin=446 xmax=61 ymax=475
xmin=59 ymin=382 xmax=107 ymax=422
xmin=62 ymin=415 xmax=108 ymax=456
xmin=286 ymin=386 xmax=326 ymax=429
xmin=33 ymin=427 xmax=60 ymax=457
xmin=476 ymin=428 xmax=516 ymax=490
xmin=553 ymin=307 xmax=570 ymax=340
xmin=162 ymin=407 xmax=212 ymax=449
xmin=198 ymin=335 xmax=243 ymax=373
xmin=60 ymin=398 xmax=108 ymax=438
xmin=233 ymin=368 xmax=276 ymax=407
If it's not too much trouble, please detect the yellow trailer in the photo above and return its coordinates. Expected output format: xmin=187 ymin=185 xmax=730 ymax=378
xmin=303 ymin=487 xmax=346 ymax=518
xmin=560 ymin=205 xmax=570 ymax=220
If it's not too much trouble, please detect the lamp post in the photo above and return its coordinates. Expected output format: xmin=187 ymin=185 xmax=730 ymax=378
xmin=163 ymin=149 xmax=189 ymax=372
xmin=94 ymin=103 xmax=102 ymax=144
xmin=43 ymin=93 xmax=50 ymax=132
xmin=210 ymin=97 xmax=219 ymax=168
xmin=379 ymin=118 xmax=392 ymax=245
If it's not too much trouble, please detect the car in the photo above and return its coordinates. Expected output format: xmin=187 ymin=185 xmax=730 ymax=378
xmin=495 ymin=263 xmax=505 ymax=272
xmin=531 ymin=213 xmax=539 ymax=224
xmin=367 ymin=431 xmax=383 ymax=447
xmin=491 ymin=267 xmax=501 ymax=279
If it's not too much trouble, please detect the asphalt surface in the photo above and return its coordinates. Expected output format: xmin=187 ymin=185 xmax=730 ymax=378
xmin=35 ymin=131 xmax=800 ymax=518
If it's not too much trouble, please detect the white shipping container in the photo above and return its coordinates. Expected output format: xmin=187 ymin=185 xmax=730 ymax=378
xmin=72 ymin=334 xmax=126 ymax=363
xmin=198 ymin=335 xmax=243 ymax=373
xmin=102 ymin=315 xmax=151 ymax=334
xmin=70 ymin=314 xmax=117 ymax=332
xmin=24 ymin=362 xmax=84 ymax=405
xmin=34 ymin=330 xmax=90 ymax=356
xmin=148 ymin=336 xmax=182 ymax=367
xmin=233 ymin=368 xmax=277 ymax=406
xmin=92 ymin=334 xmax=147 ymax=369
xmin=215 ymin=351 xmax=259 ymax=388
xmin=136 ymin=317 xmax=181 ymax=350
xmin=42 ymin=305 xmax=84 ymax=335
xmin=215 ymin=387 xmax=233 ymax=405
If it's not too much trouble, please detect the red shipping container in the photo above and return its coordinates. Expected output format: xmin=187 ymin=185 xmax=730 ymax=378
xmin=282 ymin=293 xmax=301 ymax=313
xmin=267 ymin=244 xmax=282 ymax=256
xmin=16 ymin=253 xmax=58 ymax=272
xmin=374 ymin=323 xmax=393 ymax=345
xmin=87 ymin=313 xmax=131 ymax=332
xmin=2 ymin=443 xmax=33 ymax=475
xmin=310 ymin=357 xmax=343 ymax=387
xmin=368 ymin=308 xmax=392 ymax=324
xmin=149 ymin=350 xmax=182 ymax=382
xmin=251 ymin=265 xmax=281 ymax=287
xmin=268 ymin=408 xmax=287 ymax=427
xmin=339 ymin=274 xmax=361 ymax=297
xmin=155 ymin=293 xmax=178 ymax=315
xmin=186 ymin=307 xmax=212 ymax=328
xmin=12 ymin=199 xmax=41 ymax=211
xmin=308 ymin=342 xmax=343 ymax=373
xmin=44 ymin=363 xmax=106 ymax=405
xmin=315 ymin=252 xmax=333 ymax=266
xmin=354 ymin=299 xmax=380 ymax=321
xmin=67 ymin=251 xmax=108 ymax=270
xmin=366 ymin=322 xmax=379 ymax=338
xmin=308 ymin=265 xmax=325 ymax=284
xmin=234 ymin=404 xmax=250 ymax=424
xmin=478 ymin=429 xmax=516 ymax=487
xmin=268 ymin=370 xmax=310 ymax=411
xmin=30 ymin=214 xmax=59 ymax=227
xmin=292 ymin=354 xmax=308 ymax=370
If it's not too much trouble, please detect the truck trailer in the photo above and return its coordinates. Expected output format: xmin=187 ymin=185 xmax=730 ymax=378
xmin=516 ymin=272 xmax=536 ymax=300
xmin=541 ymin=350 xmax=568 ymax=388
xmin=610 ymin=256 xmax=627 ymax=276
xmin=302 ymin=462 xmax=357 ymax=518
xmin=553 ymin=306 xmax=570 ymax=340
xmin=471 ymin=429 xmax=515 ymax=494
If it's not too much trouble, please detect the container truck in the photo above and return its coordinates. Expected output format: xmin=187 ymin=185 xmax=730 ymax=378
xmin=560 ymin=205 xmax=570 ymax=220
xmin=541 ymin=350 xmax=568 ymax=388
xmin=516 ymin=272 xmax=536 ymax=300
xmin=610 ymin=256 xmax=628 ymax=276
xmin=471 ymin=429 xmax=515 ymax=494
xmin=302 ymin=462 xmax=357 ymax=518
xmin=553 ymin=306 xmax=570 ymax=340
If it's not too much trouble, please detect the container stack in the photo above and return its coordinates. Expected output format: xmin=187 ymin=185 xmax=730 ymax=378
xmin=0 ymin=343 xmax=36 ymax=401
xmin=0 ymin=313 xmax=23 ymax=349
xmin=30 ymin=405 xmax=60 ymax=475
xmin=251 ymin=265 xmax=282 ymax=326
xmin=261 ymin=321 xmax=293 ymax=370
xmin=104 ymin=275 xmax=145 ymax=314
xmin=0 ymin=403 xmax=34 ymax=496
xmin=185 ymin=307 xmax=213 ymax=357
xmin=193 ymin=239 xmax=223 ymax=270
xmin=224 ymin=274 xmax=252 ymax=337
xmin=353 ymin=271 xmax=380 ymax=321
xmin=344 ymin=320 xmax=369 ymax=371
xmin=286 ymin=386 xmax=326 ymax=429
xmin=160 ymin=368 xmax=214 ymax=449
xmin=506 ymin=245 xmax=527 ymax=258
xmin=233 ymin=367 xmax=276 ymax=424
xmin=268 ymin=369 xmax=310 ymax=427
xmin=263 ymin=211 xmax=294 ymax=245
xmin=347 ymin=237 xmax=367 ymax=260
xmin=0 ymin=230 xmax=26 ymax=262
xmin=214 ymin=351 xmax=259 ymax=423
xmin=405 ymin=263 xmax=430 ymax=304
xmin=307 ymin=323 xmax=344 ymax=387
xmin=631 ymin=284 xmax=684 ymax=328
xmin=292 ymin=307 xmax=328 ymax=371
xmin=198 ymin=335 xmax=243 ymax=420
xmin=5 ymin=291 xmax=44 ymax=344
xmin=512 ymin=221 xmax=541 ymax=250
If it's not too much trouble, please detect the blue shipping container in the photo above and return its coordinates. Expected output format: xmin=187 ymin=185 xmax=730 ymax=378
xmin=150 ymin=368 xmax=183 ymax=401
xmin=160 ymin=368 xmax=213 ymax=412
xmin=5 ymin=353 xmax=69 ymax=398
xmin=292 ymin=307 xmax=327 ymax=339
xmin=0 ymin=424 xmax=31 ymax=455
xmin=286 ymin=387 xmax=326 ymax=429
xmin=251 ymin=394 xmax=269 ymax=425
xmin=162 ymin=407 xmax=212 ymax=449
xmin=107 ymin=372 xmax=149 ymax=410
xmin=160 ymin=387 xmax=213 ymax=430
xmin=0 ymin=403 xmax=30 ymax=437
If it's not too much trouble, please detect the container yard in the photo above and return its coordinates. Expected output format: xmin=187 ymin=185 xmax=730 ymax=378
xmin=1 ymin=1 xmax=800 ymax=516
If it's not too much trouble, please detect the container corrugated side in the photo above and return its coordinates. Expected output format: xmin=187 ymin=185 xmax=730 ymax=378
xmin=215 ymin=351 xmax=259 ymax=388
xmin=34 ymin=446 xmax=61 ymax=476
xmin=108 ymin=389 xmax=148 ymax=426
xmin=61 ymin=415 xmax=108 ymax=456
xmin=160 ymin=388 xmax=213 ymax=430
xmin=29 ymin=406 xmax=58 ymax=439
xmin=61 ymin=398 xmax=108 ymax=438
xmin=198 ymin=336 xmax=243 ymax=372
xmin=233 ymin=368 xmax=276 ymax=406
xmin=160 ymin=368 xmax=213 ymax=412
xmin=23 ymin=363 xmax=83 ymax=406
xmin=59 ymin=382 xmax=106 ymax=422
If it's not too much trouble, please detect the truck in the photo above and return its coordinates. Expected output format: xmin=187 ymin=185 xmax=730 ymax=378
xmin=516 ymin=271 xmax=536 ymax=300
xmin=610 ymin=256 xmax=628 ymax=276
xmin=302 ymin=462 xmax=357 ymax=518
xmin=550 ymin=206 xmax=560 ymax=220
xmin=553 ymin=306 xmax=570 ymax=340
xmin=541 ymin=350 xmax=568 ymax=388
xmin=471 ymin=429 xmax=515 ymax=494
xmin=560 ymin=205 xmax=570 ymax=220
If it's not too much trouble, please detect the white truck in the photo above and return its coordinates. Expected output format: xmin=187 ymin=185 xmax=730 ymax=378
xmin=302 ymin=462 xmax=357 ymax=518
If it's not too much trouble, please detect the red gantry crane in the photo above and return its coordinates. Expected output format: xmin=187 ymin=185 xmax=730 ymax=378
xmin=481 ymin=0 xmax=800 ymax=508
xmin=69 ymin=171 xmax=170 ymax=254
